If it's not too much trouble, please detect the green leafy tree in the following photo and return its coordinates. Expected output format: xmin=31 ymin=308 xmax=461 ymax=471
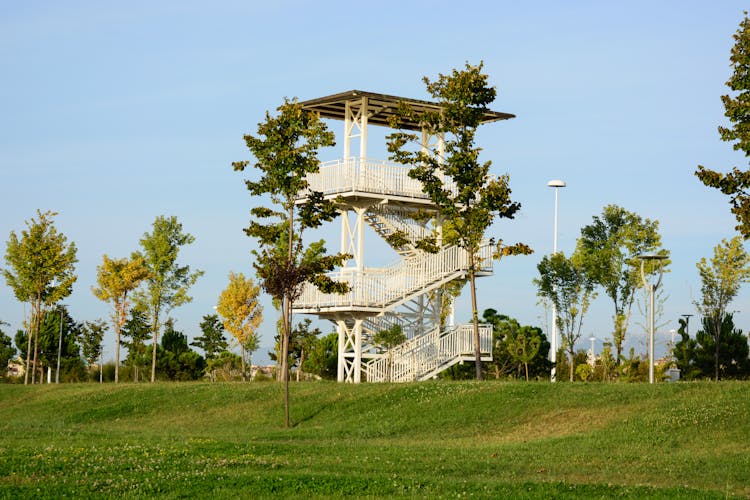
xmin=0 ymin=322 xmax=16 ymax=380
xmin=387 ymin=62 xmax=531 ymax=380
xmin=534 ymin=252 xmax=596 ymax=381
xmin=695 ymin=237 xmax=750 ymax=380
xmin=3 ymin=210 xmax=77 ymax=384
xmin=695 ymin=13 xmax=750 ymax=237
xmin=79 ymin=319 xmax=106 ymax=381
xmin=92 ymin=254 xmax=149 ymax=383
xmin=134 ymin=215 xmax=203 ymax=383
xmin=216 ymin=272 xmax=263 ymax=382
xmin=373 ymin=325 xmax=406 ymax=382
xmin=285 ymin=318 xmax=321 ymax=382
xmin=156 ymin=319 xmax=205 ymax=381
xmin=481 ymin=309 xmax=550 ymax=380
xmin=121 ymin=308 xmax=151 ymax=382
xmin=37 ymin=306 xmax=83 ymax=382
xmin=575 ymin=205 xmax=666 ymax=363
xmin=302 ymin=332 xmax=338 ymax=380
xmin=690 ymin=313 xmax=750 ymax=380
xmin=191 ymin=314 xmax=230 ymax=382
xmin=234 ymin=98 xmax=350 ymax=427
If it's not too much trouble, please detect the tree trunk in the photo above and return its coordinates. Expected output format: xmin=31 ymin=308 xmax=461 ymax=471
xmin=114 ymin=324 xmax=120 ymax=384
xmin=24 ymin=305 xmax=35 ymax=385
xmin=714 ymin=317 xmax=721 ymax=382
xmin=282 ymin=296 xmax=291 ymax=428
xmin=468 ymin=262 xmax=483 ymax=381
xmin=32 ymin=307 xmax=41 ymax=384
xmin=241 ymin=344 xmax=246 ymax=382
xmin=524 ymin=362 xmax=529 ymax=381
xmin=569 ymin=350 xmax=575 ymax=382
xmin=150 ymin=311 xmax=159 ymax=383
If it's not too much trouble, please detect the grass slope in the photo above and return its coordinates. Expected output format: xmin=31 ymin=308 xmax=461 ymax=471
xmin=0 ymin=381 xmax=748 ymax=498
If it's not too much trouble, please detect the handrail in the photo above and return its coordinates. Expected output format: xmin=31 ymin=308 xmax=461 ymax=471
xmin=294 ymin=242 xmax=494 ymax=310
xmin=365 ymin=323 xmax=493 ymax=382
xmin=297 ymin=157 xmax=459 ymax=201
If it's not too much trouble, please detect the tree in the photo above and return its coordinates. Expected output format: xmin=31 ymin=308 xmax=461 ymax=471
xmin=156 ymin=319 xmax=205 ymax=381
xmin=134 ymin=215 xmax=203 ymax=383
xmin=92 ymin=254 xmax=149 ymax=383
xmin=695 ymin=13 xmax=750 ymax=237
xmin=695 ymin=236 xmax=750 ymax=380
xmin=534 ymin=252 xmax=596 ymax=381
xmin=481 ymin=309 xmax=550 ymax=380
xmin=387 ymin=62 xmax=531 ymax=380
xmin=302 ymin=332 xmax=338 ymax=380
xmin=283 ymin=318 xmax=320 ymax=382
xmin=506 ymin=326 xmax=542 ymax=382
xmin=79 ymin=320 xmax=106 ymax=381
xmin=575 ymin=205 xmax=666 ymax=363
xmin=121 ymin=308 xmax=151 ymax=382
xmin=191 ymin=314 xmax=230 ymax=381
xmin=216 ymin=272 xmax=263 ymax=382
xmin=373 ymin=325 xmax=406 ymax=382
xmin=3 ymin=210 xmax=77 ymax=384
xmin=234 ymin=98 xmax=350 ymax=427
xmin=37 ymin=306 xmax=83 ymax=382
xmin=0 ymin=322 xmax=16 ymax=380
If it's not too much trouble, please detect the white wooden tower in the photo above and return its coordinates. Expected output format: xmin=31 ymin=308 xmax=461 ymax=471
xmin=293 ymin=91 xmax=515 ymax=382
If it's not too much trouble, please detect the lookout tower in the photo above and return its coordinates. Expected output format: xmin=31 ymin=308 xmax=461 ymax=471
xmin=293 ymin=90 xmax=515 ymax=383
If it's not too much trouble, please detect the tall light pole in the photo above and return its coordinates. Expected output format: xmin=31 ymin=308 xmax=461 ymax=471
xmin=637 ymin=254 xmax=667 ymax=384
xmin=547 ymin=179 xmax=566 ymax=382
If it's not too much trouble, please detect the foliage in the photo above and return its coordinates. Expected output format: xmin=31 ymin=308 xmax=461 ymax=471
xmin=156 ymin=319 xmax=205 ymax=381
xmin=191 ymin=314 xmax=229 ymax=361
xmin=234 ymin=98 xmax=349 ymax=426
xmin=286 ymin=318 xmax=322 ymax=381
xmin=534 ymin=252 xmax=596 ymax=381
xmin=2 ymin=210 xmax=77 ymax=384
xmin=695 ymin=13 xmax=750 ymax=237
xmin=134 ymin=215 xmax=203 ymax=383
xmin=387 ymin=62 xmax=530 ymax=380
xmin=0 ymin=324 xmax=16 ymax=380
xmin=0 ymin=382 xmax=748 ymax=497
xmin=78 ymin=319 xmax=106 ymax=381
xmin=676 ymin=313 xmax=750 ymax=381
xmin=478 ymin=309 xmax=550 ymax=380
xmin=92 ymin=254 xmax=149 ymax=383
xmin=695 ymin=236 xmax=750 ymax=380
xmin=215 ymin=272 xmax=263 ymax=382
xmin=302 ymin=331 xmax=338 ymax=380
xmin=121 ymin=308 xmax=152 ymax=382
xmin=574 ymin=204 xmax=666 ymax=363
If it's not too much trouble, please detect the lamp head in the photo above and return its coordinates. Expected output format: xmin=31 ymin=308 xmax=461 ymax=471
xmin=547 ymin=179 xmax=566 ymax=188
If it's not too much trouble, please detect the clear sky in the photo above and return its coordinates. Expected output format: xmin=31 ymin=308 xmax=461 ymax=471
xmin=1 ymin=1 xmax=748 ymax=365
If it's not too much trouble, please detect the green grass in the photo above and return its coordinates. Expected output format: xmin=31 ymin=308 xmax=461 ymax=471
xmin=0 ymin=381 xmax=748 ymax=498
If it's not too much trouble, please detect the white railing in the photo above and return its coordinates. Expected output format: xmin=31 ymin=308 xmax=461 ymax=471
xmin=365 ymin=323 xmax=493 ymax=382
xmin=294 ymin=242 xmax=494 ymax=311
xmin=297 ymin=157 xmax=459 ymax=201
xmin=364 ymin=206 xmax=432 ymax=245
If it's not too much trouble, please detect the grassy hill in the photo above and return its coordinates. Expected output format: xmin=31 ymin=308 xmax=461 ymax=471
xmin=0 ymin=381 xmax=748 ymax=498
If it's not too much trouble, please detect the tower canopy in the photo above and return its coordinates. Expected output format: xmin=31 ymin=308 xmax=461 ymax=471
xmin=298 ymin=90 xmax=514 ymax=131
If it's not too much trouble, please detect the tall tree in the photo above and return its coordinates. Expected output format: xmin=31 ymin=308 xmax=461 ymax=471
xmin=695 ymin=236 xmax=750 ymax=380
xmin=191 ymin=314 xmax=230 ymax=381
xmin=234 ymin=98 xmax=350 ymax=427
xmin=121 ymin=308 xmax=151 ymax=382
xmin=575 ymin=205 xmax=666 ymax=363
xmin=534 ymin=252 xmax=596 ymax=381
xmin=92 ymin=254 xmax=149 ymax=383
xmin=134 ymin=215 xmax=203 ymax=383
xmin=79 ymin=319 xmax=106 ymax=381
xmin=387 ymin=62 xmax=531 ymax=381
xmin=3 ymin=210 xmax=77 ymax=384
xmin=216 ymin=272 xmax=263 ymax=382
xmin=695 ymin=13 xmax=750 ymax=237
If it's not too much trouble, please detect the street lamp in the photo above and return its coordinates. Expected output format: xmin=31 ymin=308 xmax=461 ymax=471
xmin=637 ymin=253 xmax=667 ymax=384
xmin=547 ymin=179 xmax=566 ymax=382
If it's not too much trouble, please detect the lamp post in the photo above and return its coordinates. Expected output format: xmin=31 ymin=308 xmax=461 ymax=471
xmin=547 ymin=179 xmax=566 ymax=382
xmin=637 ymin=254 xmax=667 ymax=384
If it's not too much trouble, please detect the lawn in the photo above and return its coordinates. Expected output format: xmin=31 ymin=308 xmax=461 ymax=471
xmin=0 ymin=381 xmax=748 ymax=498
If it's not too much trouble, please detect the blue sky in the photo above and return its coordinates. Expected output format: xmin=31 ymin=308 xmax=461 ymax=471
xmin=1 ymin=1 xmax=748 ymax=364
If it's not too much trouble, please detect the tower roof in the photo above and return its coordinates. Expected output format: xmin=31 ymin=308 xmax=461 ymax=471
xmin=298 ymin=90 xmax=515 ymax=131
